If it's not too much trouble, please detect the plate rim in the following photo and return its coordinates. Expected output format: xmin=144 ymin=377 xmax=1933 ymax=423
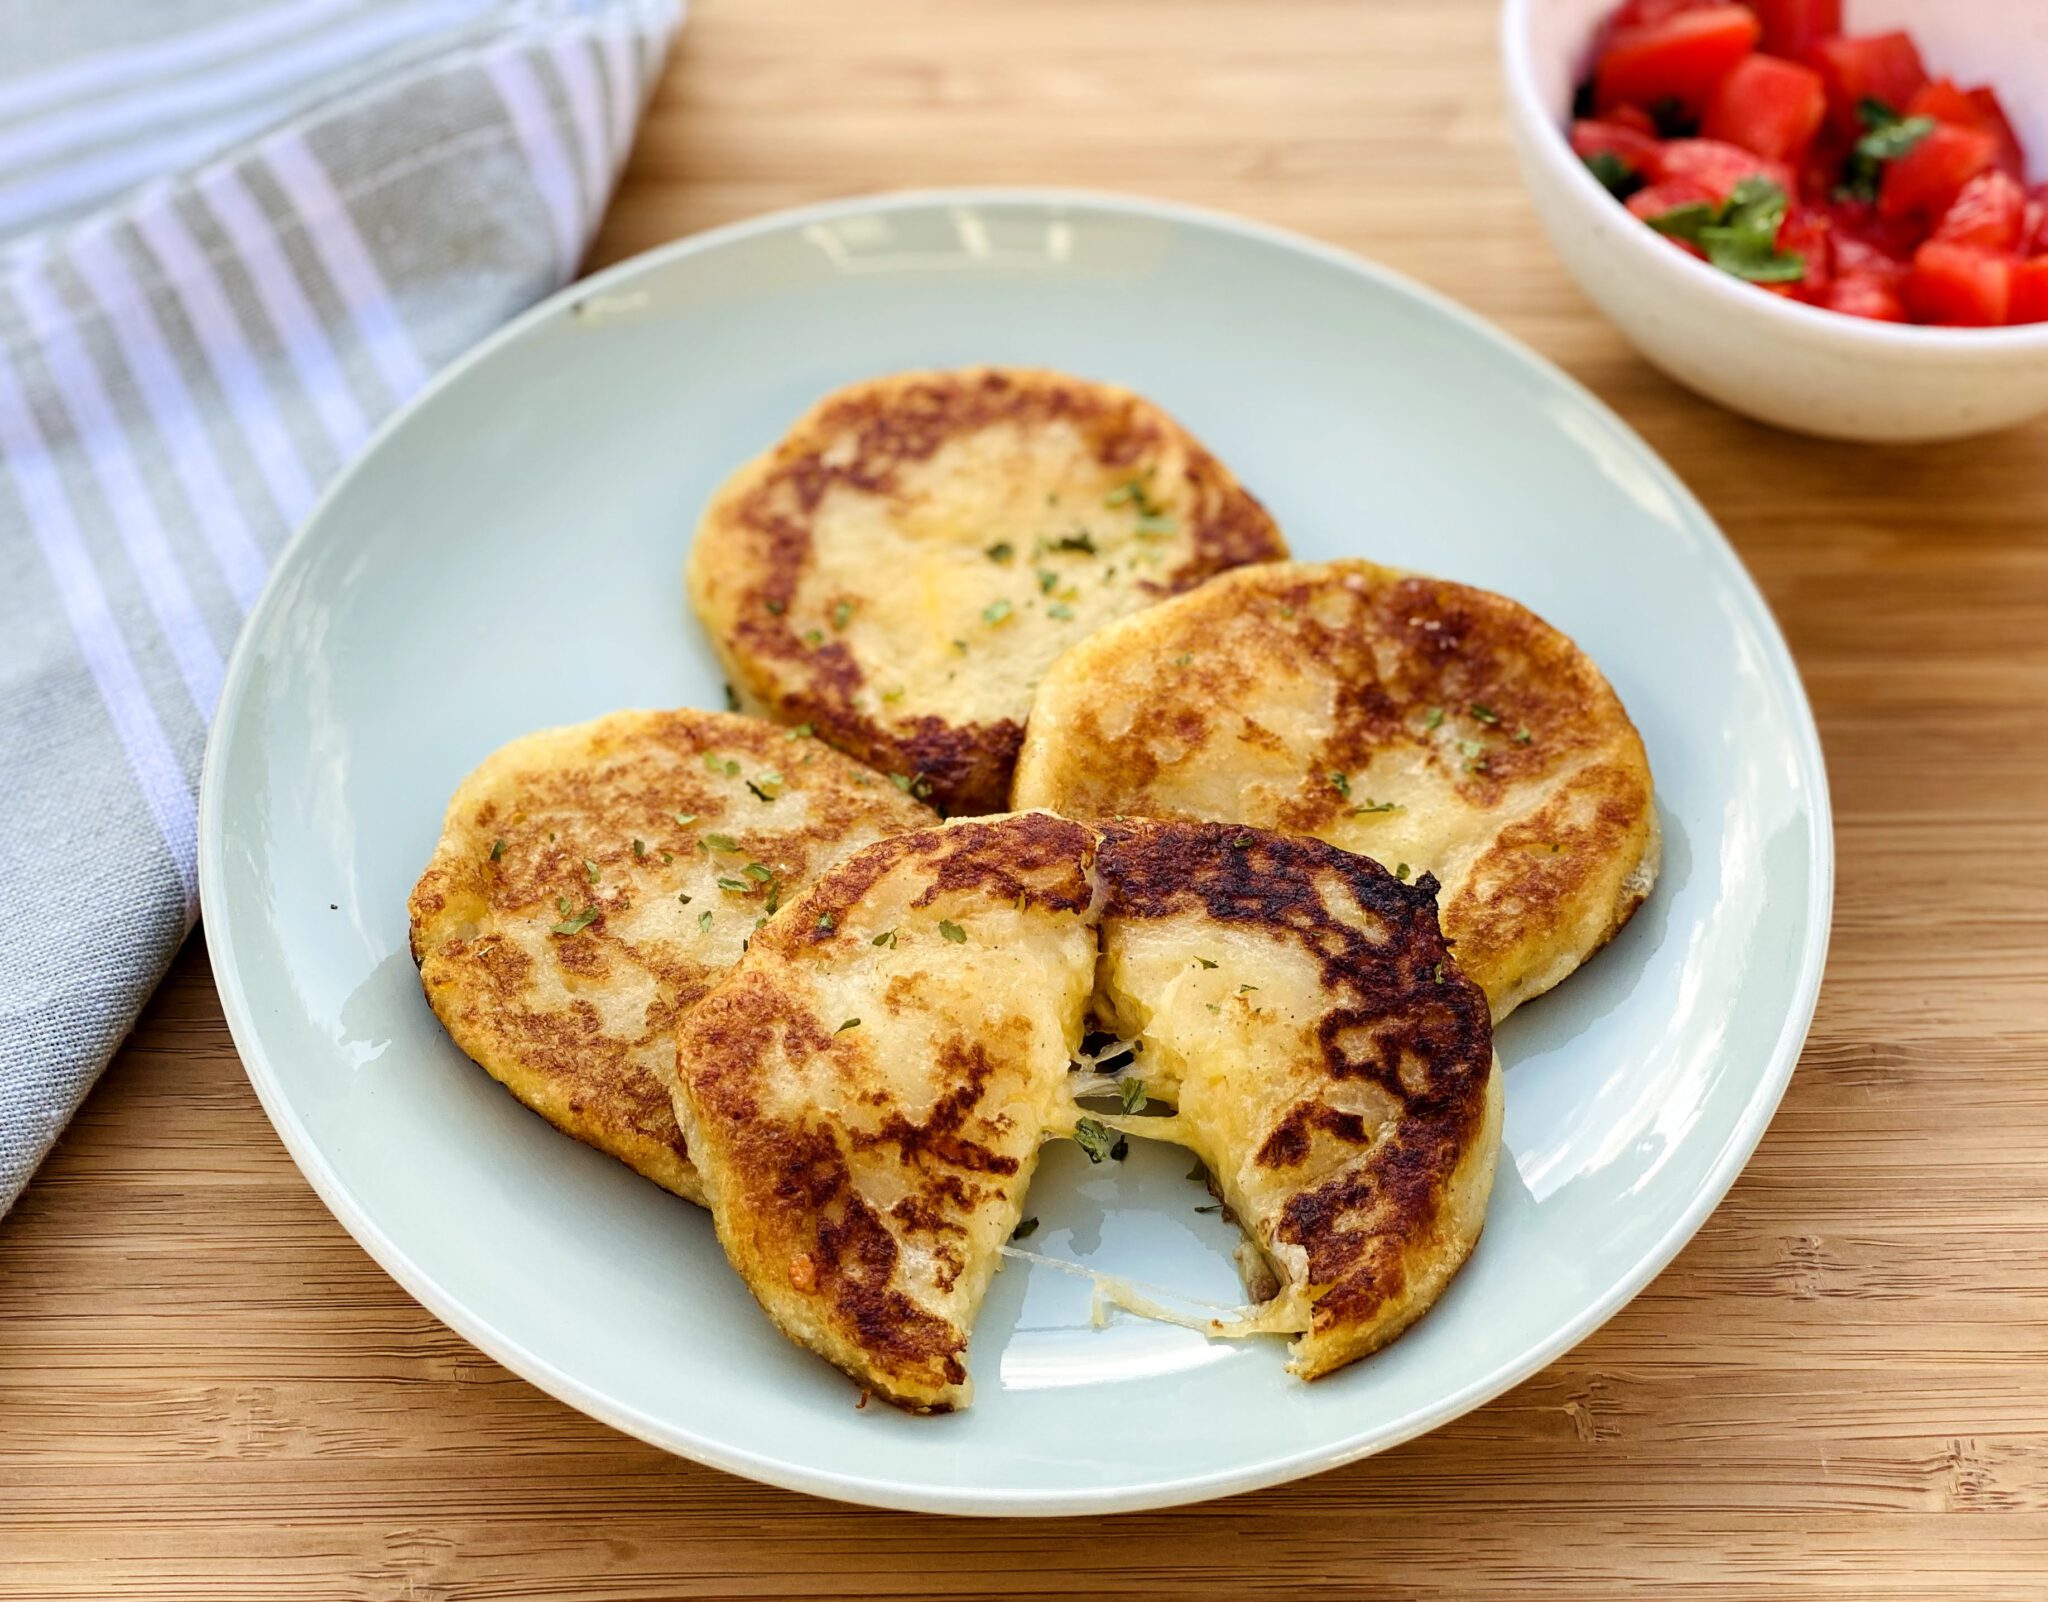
xmin=197 ymin=185 xmax=1836 ymax=1516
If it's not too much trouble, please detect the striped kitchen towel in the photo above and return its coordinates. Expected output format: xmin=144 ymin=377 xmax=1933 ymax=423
xmin=0 ymin=0 xmax=684 ymax=1213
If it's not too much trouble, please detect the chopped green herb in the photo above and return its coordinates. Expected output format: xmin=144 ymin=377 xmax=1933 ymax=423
xmin=764 ymin=598 xmax=785 ymax=615
xmin=817 ymin=911 xmax=836 ymax=932
xmin=880 ymin=686 xmax=905 ymax=702
xmin=556 ymin=895 xmax=570 ymax=915
xmin=802 ymin=628 xmax=824 ymax=647
xmin=1424 ymin=706 xmax=1445 ymax=729
xmin=1195 ymin=1203 xmax=1222 ymax=1215
xmin=1839 ymin=101 xmax=1936 ymax=201
xmin=1074 ymin=1117 xmax=1114 ymax=1163
xmin=1328 ymin=770 xmax=1352 ymax=799
xmin=1133 ymin=513 xmax=1177 ymax=536
xmin=1349 ymin=798 xmax=1400 ymax=816
xmin=632 ymin=838 xmax=646 ymax=858
xmin=1173 ymin=653 xmax=1193 ymax=667
xmin=661 ymin=851 xmax=674 ymax=864
xmin=724 ymin=682 xmax=740 ymax=712
xmin=1047 ymin=602 xmax=1075 ymax=620
xmin=702 ymin=833 xmax=740 ymax=853
xmin=742 ymin=862 xmax=775 ymax=882
xmin=716 ymin=876 xmax=750 ymax=893
xmin=986 ymin=541 xmax=1015 ymax=563
xmin=1458 ymin=739 xmax=1485 ymax=759
xmin=551 ymin=904 xmax=600 ymax=936
xmin=1011 ymin=1217 xmax=1039 ymax=1241
xmin=1205 ymin=1002 xmax=1221 ymax=1014
xmin=1050 ymin=531 xmax=1097 ymax=555
xmin=1036 ymin=568 xmax=1059 ymax=595
xmin=1394 ymin=862 xmax=1411 ymax=882
xmin=698 ymin=910 xmax=713 ymax=931
xmin=677 ymin=890 xmax=692 ymax=904
xmin=1195 ymin=955 xmax=1218 ymax=970
xmin=832 ymin=601 xmax=853 ymax=631
xmin=938 ymin=919 xmax=967 ymax=944
xmin=1229 ymin=833 xmax=1252 ymax=848
xmin=1432 ymin=961 xmax=1445 ymax=983
xmin=1187 ymin=1159 xmax=1208 ymax=1183
xmin=788 ymin=723 xmax=814 ymax=740
xmin=674 ymin=812 xmax=697 ymax=827
xmin=1469 ymin=702 xmax=1500 ymax=724
xmin=747 ymin=770 xmax=784 ymax=801
xmin=1582 ymin=148 xmax=1645 ymax=201
xmin=952 ymin=639 xmax=968 ymax=654
xmin=1238 ymin=983 xmax=1258 ymax=994
xmin=489 ymin=837 xmax=504 ymax=861
xmin=1117 ymin=1076 xmax=1147 ymax=1114
xmin=982 ymin=599 xmax=1013 ymax=626
xmin=1649 ymin=176 xmax=1807 ymax=282
xmin=872 ymin=928 xmax=897 ymax=948
xmin=584 ymin=859 xmax=600 ymax=883
xmin=836 ymin=1017 xmax=860 ymax=1033
xmin=1279 ymin=604 xmax=1296 ymax=618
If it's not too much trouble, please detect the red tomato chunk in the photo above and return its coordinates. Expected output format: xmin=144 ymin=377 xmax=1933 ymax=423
xmin=1570 ymin=3 xmax=2042 ymax=327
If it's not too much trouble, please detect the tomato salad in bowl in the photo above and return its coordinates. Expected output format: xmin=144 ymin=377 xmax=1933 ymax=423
xmin=1571 ymin=1 xmax=2044 ymax=326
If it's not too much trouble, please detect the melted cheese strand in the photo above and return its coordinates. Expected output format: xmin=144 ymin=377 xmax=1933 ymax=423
xmin=998 ymin=1244 xmax=1311 ymax=1338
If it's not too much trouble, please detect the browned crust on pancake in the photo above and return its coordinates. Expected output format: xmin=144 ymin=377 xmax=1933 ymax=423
xmin=676 ymin=813 xmax=1097 ymax=1411
xmin=1096 ymin=820 xmax=1495 ymax=1361
xmin=694 ymin=368 xmax=1286 ymax=814
xmin=1015 ymin=560 xmax=1656 ymax=1015
xmin=407 ymin=711 xmax=932 ymax=1202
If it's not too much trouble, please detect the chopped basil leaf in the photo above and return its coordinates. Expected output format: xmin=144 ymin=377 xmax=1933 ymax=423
xmin=1432 ymin=961 xmax=1445 ymax=983
xmin=1652 ymin=177 xmax=1807 ymax=283
xmin=556 ymin=895 xmax=570 ymax=915
xmin=1328 ymin=770 xmax=1351 ymax=799
xmin=1074 ymin=1117 xmax=1114 ymax=1163
xmin=698 ymin=910 xmax=713 ymax=931
xmin=817 ymin=911 xmax=836 ymax=932
xmin=1394 ymin=862 xmax=1411 ymax=881
xmin=551 ymin=904 xmax=600 ymax=936
xmin=872 ymin=928 xmax=897 ymax=947
xmin=702 ymin=833 xmax=740 ymax=853
xmin=1839 ymin=110 xmax=1936 ymax=201
xmin=1582 ymin=149 xmax=1644 ymax=200
xmin=1173 ymin=652 xmax=1193 ymax=667
xmin=677 ymin=891 xmax=692 ymax=904
xmin=881 ymin=686 xmax=905 ymax=702
xmin=632 ymin=838 xmax=646 ymax=858
xmin=742 ymin=862 xmax=775 ymax=882
xmin=1117 ymin=1076 xmax=1147 ymax=1114
xmin=983 ymin=599 xmax=1013 ymax=625
xmin=938 ymin=919 xmax=967 ymax=943
xmin=1011 ymin=1217 xmax=1039 ymax=1241
xmin=1187 ymin=1159 xmax=1208 ymax=1183
xmin=716 ymin=876 xmax=750 ymax=892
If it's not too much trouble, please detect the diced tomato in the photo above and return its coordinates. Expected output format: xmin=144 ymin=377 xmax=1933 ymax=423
xmin=1828 ymin=197 xmax=1921 ymax=267
xmin=1777 ymin=203 xmax=1833 ymax=295
xmin=1659 ymin=137 xmax=1794 ymax=201
xmin=1819 ymin=274 xmax=1907 ymax=322
xmin=1572 ymin=119 xmax=1666 ymax=181
xmin=1596 ymin=6 xmax=1760 ymax=118
xmin=1627 ymin=176 xmax=1718 ymax=220
xmin=1907 ymin=79 xmax=2028 ymax=178
xmin=1808 ymin=33 xmax=1930 ymax=137
xmin=1932 ymin=171 xmax=2027 ymax=253
xmin=1606 ymin=102 xmax=1661 ymax=136
xmin=1703 ymin=53 xmax=1827 ymax=162
xmin=1595 ymin=0 xmax=1723 ymax=52
xmin=1748 ymin=0 xmax=1840 ymax=60
xmin=1879 ymin=123 xmax=1999 ymax=230
xmin=2011 ymin=259 xmax=2048 ymax=324
xmin=2026 ymin=188 xmax=2048 ymax=257
xmin=1905 ymin=241 xmax=2013 ymax=325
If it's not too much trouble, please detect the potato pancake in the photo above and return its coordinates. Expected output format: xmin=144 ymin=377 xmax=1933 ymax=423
xmin=1012 ymin=559 xmax=1658 ymax=1018
xmin=408 ymin=710 xmax=932 ymax=1202
xmin=687 ymin=368 xmax=1287 ymax=815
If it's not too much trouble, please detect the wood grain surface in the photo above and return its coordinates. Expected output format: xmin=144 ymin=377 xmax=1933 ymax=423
xmin=6 ymin=1 xmax=2047 ymax=1596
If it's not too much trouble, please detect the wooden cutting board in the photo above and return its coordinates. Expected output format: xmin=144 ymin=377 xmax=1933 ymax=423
xmin=5 ymin=1 xmax=2046 ymax=1596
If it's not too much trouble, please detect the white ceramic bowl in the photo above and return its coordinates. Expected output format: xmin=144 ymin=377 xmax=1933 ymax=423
xmin=1503 ymin=0 xmax=2048 ymax=441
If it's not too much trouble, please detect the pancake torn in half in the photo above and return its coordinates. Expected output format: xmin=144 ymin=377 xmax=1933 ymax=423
xmin=672 ymin=813 xmax=1101 ymax=1412
xmin=408 ymin=710 xmax=933 ymax=1203
xmin=687 ymin=367 xmax=1288 ymax=816
xmin=672 ymin=814 xmax=1502 ymax=1408
xmin=1012 ymin=559 xmax=1659 ymax=1018
xmin=1088 ymin=820 xmax=1502 ymax=1379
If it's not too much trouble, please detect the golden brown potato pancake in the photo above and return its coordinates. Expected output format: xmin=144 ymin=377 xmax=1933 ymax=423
xmin=1012 ymin=559 xmax=1659 ymax=1018
xmin=408 ymin=709 xmax=933 ymax=1202
xmin=687 ymin=367 xmax=1287 ymax=815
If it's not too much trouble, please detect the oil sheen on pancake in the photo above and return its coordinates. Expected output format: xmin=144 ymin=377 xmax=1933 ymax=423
xmin=1012 ymin=559 xmax=1659 ymax=1018
xmin=407 ymin=709 xmax=933 ymax=1203
xmin=671 ymin=813 xmax=1100 ymax=1412
xmin=687 ymin=367 xmax=1288 ymax=816
xmin=671 ymin=814 xmax=1501 ymax=1406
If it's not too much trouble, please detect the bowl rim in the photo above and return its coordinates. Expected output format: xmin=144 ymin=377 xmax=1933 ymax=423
xmin=1500 ymin=0 xmax=2048 ymax=354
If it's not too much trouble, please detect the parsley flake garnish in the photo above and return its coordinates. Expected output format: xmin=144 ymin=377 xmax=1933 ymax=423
xmin=1394 ymin=862 xmax=1411 ymax=882
xmin=1229 ymin=833 xmax=1252 ymax=848
xmin=788 ymin=723 xmax=814 ymax=740
xmin=937 ymin=919 xmax=967 ymax=943
xmin=817 ymin=911 xmax=836 ymax=932
xmin=698 ymin=910 xmax=713 ymax=931
xmin=802 ymin=628 xmax=824 ymax=646
xmin=872 ymin=928 xmax=897 ymax=948
xmin=1117 ymin=1077 xmax=1147 ymax=1113
xmin=1432 ymin=961 xmax=1445 ymax=983
xmin=1649 ymin=176 xmax=1807 ymax=283
xmin=632 ymin=838 xmax=646 ymax=858
xmin=1839 ymin=101 xmax=1937 ymax=201
xmin=1329 ymin=770 xmax=1352 ymax=799
xmin=584 ymin=859 xmax=600 ymax=883
xmin=832 ymin=601 xmax=853 ymax=631
xmin=551 ymin=904 xmax=600 ymax=936
xmin=1469 ymin=702 xmax=1500 ymax=724
xmin=716 ymin=876 xmax=750 ymax=893
xmin=556 ymin=895 xmax=570 ymax=915
xmin=674 ymin=812 xmax=697 ymax=827
xmin=1187 ymin=1159 xmax=1208 ymax=1183
xmin=1582 ymin=149 xmax=1645 ymax=201
xmin=1011 ymin=1217 xmax=1039 ymax=1241
xmin=1048 ymin=602 xmax=1075 ymax=620
xmin=1514 ymin=727 xmax=1533 ymax=744
xmin=1173 ymin=652 xmax=1193 ymax=667
xmin=1195 ymin=956 xmax=1218 ymax=970
xmin=986 ymin=541 xmax=1015 ymax=563
xmin=836 ymin=1017 xmax=860 ymax=1033
xmin=742 ymin=862 xmax=775 ymax=882
xmin=881 ymin=686 xmax=905 ymax=702
xmin=983 ymin=599 xmax=1013 ymax=626
xmin=1074 ymin=1117 xmax=1114 ymax=1163
xmin=1424 ymin=706 xmax=1445 ymax=729
xmin=1238 ymin=983 xmax=1258 ymax=994
xmin=1350 ymin=798 xmax=1399 ymax=816
xmin=1050 ymin=531 xmax=1097 ymax=555
xmin=489 ymin=837 xmax=504 ymax=861
xmin=702 ymin=833 xmax=740 ymax=853
xmin=764 ymin=598 xmax=785 ymax=615
xmin=678 ymin=891 xmax=692 ymax=904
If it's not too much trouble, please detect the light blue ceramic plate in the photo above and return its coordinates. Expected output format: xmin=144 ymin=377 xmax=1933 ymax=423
xmin=199 ymin=190 xmax=1832 ymax=1515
